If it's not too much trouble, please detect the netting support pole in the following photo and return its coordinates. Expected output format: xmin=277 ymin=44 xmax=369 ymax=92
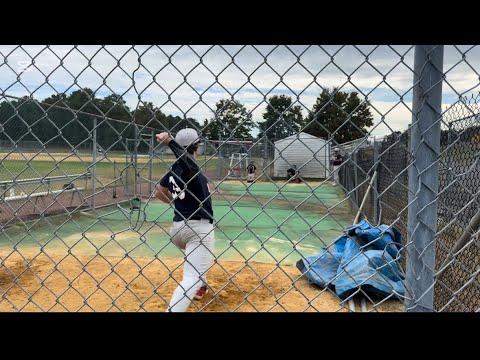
xmin=91 ymin=117 xmax=97 ymax=209
xmin=373 ymin=137 xmax=379 ymax=224
xmin=149 ymin=130 xmax=154 ymax=196
xmin=353 ymin=150 xmax=359 ymax=205
xmin=204 ymin=141 xmax=207 ymax=168
xmin=113 ymin=160 xmax=117 ymax=199
xmin=217 ymin=134 xmax=223 ymax=179
xmin=134 ymin=124 xmax=139 ymax=197
xmin=405 ymin=45 xmax=444 ymax=312
xmin=264 ymin=136 xmax=268 ymax=179
xmin=446 ymin=122 xmax=454 ymax=185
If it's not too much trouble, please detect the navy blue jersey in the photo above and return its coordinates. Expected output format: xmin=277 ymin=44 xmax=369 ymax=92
xmin=331 ymin=154 xmax=343 ymax=166
xmin=159 ymin=140 xmax=213 ymax=223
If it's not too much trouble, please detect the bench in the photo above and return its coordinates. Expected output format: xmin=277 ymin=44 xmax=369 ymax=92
xmin=0 ymin=173 xmax=91 ymax=205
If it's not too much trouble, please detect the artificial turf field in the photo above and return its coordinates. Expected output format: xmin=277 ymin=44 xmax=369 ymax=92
xmin=1 ymin=180 xmax=353 ymax=265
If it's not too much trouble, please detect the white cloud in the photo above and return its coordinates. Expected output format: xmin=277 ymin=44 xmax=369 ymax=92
xmin=1 ymin=45 xmax=479 ymax=137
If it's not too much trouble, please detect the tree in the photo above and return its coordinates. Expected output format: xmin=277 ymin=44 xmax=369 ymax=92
xmin=42 ymin=93 xmax=72 ymax=146
xmin=259 ymin=95 xmax=304 ymax=141
xmin=132 ymin=102 xmax=201 ymax=133
xmin=63 ymin=88 xmax=102 ymax=147
xmin=0 ymin=89 xmax=204 ymax=151
xmin=0 ymin=97 xmax=44 ymax=144
xmin=66 ymin=88 xmax=101 ymax=115
xmin=204 ymin=99 xmax=254 ymax=140
xmin=304 ymin=88 xmax=374 ymax=143
xmin=132 ymin=102 xmax=161 ymax=128
xmin=97 ymin=94 xmax=132 ymax=150
xmin=100 ymin=94 xmax=131 ymax=121
xmin=164 ymin=115 xmax=201 ymax=134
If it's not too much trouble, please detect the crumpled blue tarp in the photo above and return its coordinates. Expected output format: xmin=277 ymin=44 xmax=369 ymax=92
xmin=296 ymin=220 xmax=405 ymax=300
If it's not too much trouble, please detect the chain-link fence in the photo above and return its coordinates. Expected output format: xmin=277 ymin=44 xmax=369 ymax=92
xmin=339 ymin=96 xmax=480 ymax=311
xmin=0 ymin=45 xmax=478 ymax=312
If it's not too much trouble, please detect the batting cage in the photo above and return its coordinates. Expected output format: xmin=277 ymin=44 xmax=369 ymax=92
xmin=0 ymin=45 xmax=479 ymax=312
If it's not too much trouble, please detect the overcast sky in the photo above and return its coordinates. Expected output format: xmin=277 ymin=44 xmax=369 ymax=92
xmin=1 ymin=45 xmax=479 ymax=137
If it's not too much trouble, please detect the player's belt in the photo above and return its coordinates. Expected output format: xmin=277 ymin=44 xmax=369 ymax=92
xmin=185 ymin=216 xmax=214 ymax=224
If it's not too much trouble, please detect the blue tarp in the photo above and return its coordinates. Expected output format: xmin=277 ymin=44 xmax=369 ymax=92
xmin=296 ymin=220 xmax=405 ymax=300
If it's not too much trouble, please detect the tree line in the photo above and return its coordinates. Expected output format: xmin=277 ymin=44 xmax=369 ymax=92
xmin=0 ymin=87 xmax=374 ymax=151
xmin=0 ymin=89 xmax=201 ymax=151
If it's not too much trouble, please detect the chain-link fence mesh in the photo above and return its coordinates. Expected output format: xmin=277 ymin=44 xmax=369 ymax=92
xmin=0 ymin=45 xmax=478 ymax=312
xmin=339 ymin=96 xmax=480 ymax=311
xmin=434 ymin=96 xmax=480 ymax=311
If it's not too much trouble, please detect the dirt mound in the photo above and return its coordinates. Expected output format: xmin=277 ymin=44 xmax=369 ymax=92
xmin=0 ymin=250 xmax=404 ymax=312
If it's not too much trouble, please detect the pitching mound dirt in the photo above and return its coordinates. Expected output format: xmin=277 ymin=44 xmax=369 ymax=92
xmin=0 ymin=251 xmax=404 ymax=312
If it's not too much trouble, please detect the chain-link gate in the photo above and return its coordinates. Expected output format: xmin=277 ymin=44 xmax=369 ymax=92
xmin=0 ymin=45 xmax=479 ymax=312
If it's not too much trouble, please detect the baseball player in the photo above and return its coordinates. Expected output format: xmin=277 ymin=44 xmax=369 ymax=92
xmin=287 ymin=165 xmax=301 ymax=183
xmin=155 ymin=128 xmax=215 ymax=312
xmin=246 ymin=161 xmax=256 ymax=183
xmin=330 ymin=147 xmax=344 ymax=186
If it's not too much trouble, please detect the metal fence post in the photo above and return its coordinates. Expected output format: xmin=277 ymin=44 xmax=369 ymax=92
xmin=113 ymin=160 xmax=117 ymax=199
xmin=134 ymin=125 xmax=139 ymax=197
xmin=353 ymin=150 xmax=359 ymax=205
xmin=264 ymin=136 xmax=268 ymax=179
xmin=1 ymin=183 xmax=6 ymax=203
xmin=372 ymin=137 xmax=379 ymax=224
xmin=217 ymin=134 xmax=223 ymax=179
xmin=92 ymin=117 xmax=97 ymax=209
xmin=405 ymin=45 xmax=444 ymax=312
xmin=149 ymin=130 xmax=154 ymax=196
xmin=446 ymin=122 xmax=453 ymax=186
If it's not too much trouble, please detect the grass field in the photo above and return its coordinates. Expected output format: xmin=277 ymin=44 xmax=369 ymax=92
xmin=0 ymin=158 xmax=166 ymax=181
xmin=0 ymin=152 xmax=221 ymax=189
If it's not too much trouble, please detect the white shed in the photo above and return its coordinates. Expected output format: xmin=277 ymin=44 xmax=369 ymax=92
xmin=273 ymin=132 xmax=330 ymax=179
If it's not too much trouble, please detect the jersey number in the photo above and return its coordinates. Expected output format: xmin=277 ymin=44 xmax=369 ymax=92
xmin=169 ymin=176 xmax=185 ymax=200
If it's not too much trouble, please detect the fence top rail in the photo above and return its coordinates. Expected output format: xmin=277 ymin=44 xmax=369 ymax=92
xmin=0 ymin=172 xmax=91 ymax=186
xmin=206 ymin=140 xmax=254 ymax=145
xmin=336 ymin=136 xmax=373 ymax=154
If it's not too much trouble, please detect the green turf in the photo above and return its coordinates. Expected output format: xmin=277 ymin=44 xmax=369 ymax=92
xmin=0 ymin=181 xmax=354 ymax=265
xmin=216 ymin=181 xmax=347 ymax=209
xmin=0 ymin=155 xmax=353 ymax=265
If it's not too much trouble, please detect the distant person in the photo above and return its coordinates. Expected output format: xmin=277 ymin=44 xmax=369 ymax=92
xmin=154 ymin=128 xmax=215 ymax=312
xmin=247 ymin=161 xmax=256 ymax=183
xmin=330 ymin=147 xmax=344 ymax=186
xmin=287 ymin=165 xmax=301 ymax=183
